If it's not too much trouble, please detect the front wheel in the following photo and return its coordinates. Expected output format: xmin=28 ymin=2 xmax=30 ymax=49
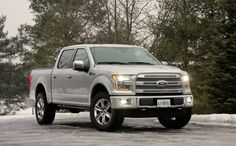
xmin=90 ymin=92 xmax=124 ymax=131
xmin=158 ymin=108 xmax=192 ymax=129
xmin=35 ymin=93 xmax=56 ymax=125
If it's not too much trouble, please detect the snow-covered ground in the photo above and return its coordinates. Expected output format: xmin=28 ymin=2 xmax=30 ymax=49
xmin=191 ymin=114 xmax=236 ymax=127
xmin=1 ymin=108 xmax=236 ymax=127
xmin=0 ymin=98 xmax=26 ymax=115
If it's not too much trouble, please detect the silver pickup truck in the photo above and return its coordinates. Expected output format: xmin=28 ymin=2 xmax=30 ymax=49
xmin=29 ymin=44 xmax=193 ymax=131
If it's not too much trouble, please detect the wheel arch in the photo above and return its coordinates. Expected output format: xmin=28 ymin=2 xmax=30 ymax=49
xmin=90 ymin=83 xmax=110 ymax=104
xmin=35 ymin=83 xmax=50 ymax=103
xmin=89 ymin=75 xmax=114 ymax=105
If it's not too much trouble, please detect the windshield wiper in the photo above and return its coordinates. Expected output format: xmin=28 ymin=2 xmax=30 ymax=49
xmin=97 ymin=62 xmax=127 ymax=65
xmin=127 ymin=62 xmax=155 ymax=65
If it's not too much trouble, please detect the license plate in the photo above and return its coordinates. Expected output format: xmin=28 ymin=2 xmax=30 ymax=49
xmin=157 ymin=99 xmax=170 ymax=107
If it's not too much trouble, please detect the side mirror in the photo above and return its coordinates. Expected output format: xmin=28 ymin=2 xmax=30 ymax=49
xmin=73 ymin=60 xmax=86 ymax=71
xmin=161 ymin=61 xmax=168 ymax=66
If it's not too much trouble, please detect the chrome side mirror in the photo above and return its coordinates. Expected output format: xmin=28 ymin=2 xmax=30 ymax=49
xmin=73 ymin=60 xmax=85 ymax=71
xmin=161 ymin=61 xmax=168 ymax=66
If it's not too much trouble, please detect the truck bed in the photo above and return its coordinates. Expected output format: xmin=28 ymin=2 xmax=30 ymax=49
xmin=30 ymin=68 xmax=53 ymax=101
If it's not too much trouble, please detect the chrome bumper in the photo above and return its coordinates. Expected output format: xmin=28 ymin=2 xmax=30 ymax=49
xmin=110 ymin=95 xmax=193 ymax=109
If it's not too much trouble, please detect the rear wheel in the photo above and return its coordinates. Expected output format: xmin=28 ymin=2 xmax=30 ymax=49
xmin=35 ymin=93 xmax=56 ymax=125
xmin=90 ymin=92 xmax=124 ymax=131
xmin=158 ymin=108 xmax=192 ymax=129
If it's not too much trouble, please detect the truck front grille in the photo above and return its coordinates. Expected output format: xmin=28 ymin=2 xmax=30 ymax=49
xmin=135 ymin=73 xmax=183 ymax=94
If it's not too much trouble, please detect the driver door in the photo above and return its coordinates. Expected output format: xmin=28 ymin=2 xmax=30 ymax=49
xmin=65 ymin=48 xmax=91 ymax=106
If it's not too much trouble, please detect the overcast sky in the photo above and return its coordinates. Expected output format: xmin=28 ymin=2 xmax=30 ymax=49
xmin=0 ymin=0 xmax=34 ymax=36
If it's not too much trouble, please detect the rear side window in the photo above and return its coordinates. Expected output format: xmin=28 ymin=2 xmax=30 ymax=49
xmin=57 ymin=49 xmax=74 ymax=69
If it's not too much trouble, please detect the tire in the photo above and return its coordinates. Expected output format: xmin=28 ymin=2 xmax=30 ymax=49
xmin=158 ymin=108 xmax=192 ymax=129
xmin=90 ymin=92 xmax=124 ymax=131
xmin=35 ymin=93 xmax=56 ymax=125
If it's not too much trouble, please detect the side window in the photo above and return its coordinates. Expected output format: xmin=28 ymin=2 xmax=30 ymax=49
xmin=74 ymin=49 xmax=89 ymax=65
xmin=58 ymin=49 xmax=74 ymax=69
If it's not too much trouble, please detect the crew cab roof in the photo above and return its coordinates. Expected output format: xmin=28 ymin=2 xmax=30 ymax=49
xmin=61 ymin=44 xmax=143 ymax=51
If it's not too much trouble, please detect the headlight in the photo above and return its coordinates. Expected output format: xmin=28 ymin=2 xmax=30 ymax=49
xmin=182 ymin=74 xmax=191 ymax=94
xmin=112 ymin=74 xmax=133 ymax=91
xmin=183 ymin=75 xmax=189 ymax=82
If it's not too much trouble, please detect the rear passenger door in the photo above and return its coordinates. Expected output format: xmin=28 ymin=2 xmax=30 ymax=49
xmin=52 ymin=49 xmax=75 ymax=104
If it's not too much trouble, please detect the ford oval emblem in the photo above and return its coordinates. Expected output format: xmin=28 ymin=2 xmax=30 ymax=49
xmin=156 ymin=80 xmax=168 ymax=87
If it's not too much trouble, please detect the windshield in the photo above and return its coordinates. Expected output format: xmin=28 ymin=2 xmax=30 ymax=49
xmin=90 ymin=47 xmax=161 ymax=65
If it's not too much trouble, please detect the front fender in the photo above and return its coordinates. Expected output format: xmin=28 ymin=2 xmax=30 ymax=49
xmin=89 ymin=75 xmax=114 ymax=103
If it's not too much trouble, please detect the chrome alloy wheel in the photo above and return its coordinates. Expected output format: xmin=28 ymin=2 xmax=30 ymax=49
xmin=36 ymin=97 xmax=45 ymax=120
xmin=94 ymin=98 xmax=111 ymax=125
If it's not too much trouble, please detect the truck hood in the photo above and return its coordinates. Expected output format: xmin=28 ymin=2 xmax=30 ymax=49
xmin=95 ymin=65 xmax=184 ymax=74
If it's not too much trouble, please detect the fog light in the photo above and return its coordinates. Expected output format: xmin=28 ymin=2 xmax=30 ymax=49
xmin=120 ymin=99 xmax=131 ymax=105
xmin=185 ymin=97 xmax=193 ymax=105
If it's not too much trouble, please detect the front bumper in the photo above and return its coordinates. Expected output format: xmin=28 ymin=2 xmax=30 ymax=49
xmin=110 ymin=95 xmax=193 ymax=109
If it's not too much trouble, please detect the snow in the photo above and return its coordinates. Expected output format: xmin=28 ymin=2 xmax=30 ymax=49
xmin=0 ymin=108 xmax=33 ymax=120
xmin=191 ymin=114 xmax=236 ymax=127
xmin=0 ymin=108 xmax=89 ymax=121
xmin=1 ymin=108 xmax=236 ymax=127
xmin=15 ymin=108 xmax=33 ymax=115
xmin=0 ymin=99 xmax=26 ymax=116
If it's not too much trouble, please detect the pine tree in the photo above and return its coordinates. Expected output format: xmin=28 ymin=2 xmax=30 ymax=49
xmin=0 ymin=16 xmax=10 ymax=60
xmin=22 ymin=0 xmax=107 ymax=68
xmin=0 ymin=16 xmax=28 ymax=100
xmin=208 ymin=0 xmax=236 ymax=113
xmin=149 ymin=0 xmax=236 ymax=113
xmin=22 ymin=0 xmax=154 ymax=69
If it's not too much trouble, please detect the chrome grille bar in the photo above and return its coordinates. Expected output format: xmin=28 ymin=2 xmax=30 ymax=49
xmin=135 ymin=73 xmax=183 ymax=94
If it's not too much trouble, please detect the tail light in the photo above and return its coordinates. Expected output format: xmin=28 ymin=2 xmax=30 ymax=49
xmin=29 ymin=73 xmax=32 ymax=88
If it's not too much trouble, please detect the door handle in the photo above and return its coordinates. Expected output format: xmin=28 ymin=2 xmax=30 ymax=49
xmin=67 ymin=75 xmax=72 ymax=79
xmin=52 ymin=75 xmax=57 ymax=79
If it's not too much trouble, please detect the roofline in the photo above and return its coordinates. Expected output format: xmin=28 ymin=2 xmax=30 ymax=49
xmin=62 ymin=44 xmax=143 ymax=50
